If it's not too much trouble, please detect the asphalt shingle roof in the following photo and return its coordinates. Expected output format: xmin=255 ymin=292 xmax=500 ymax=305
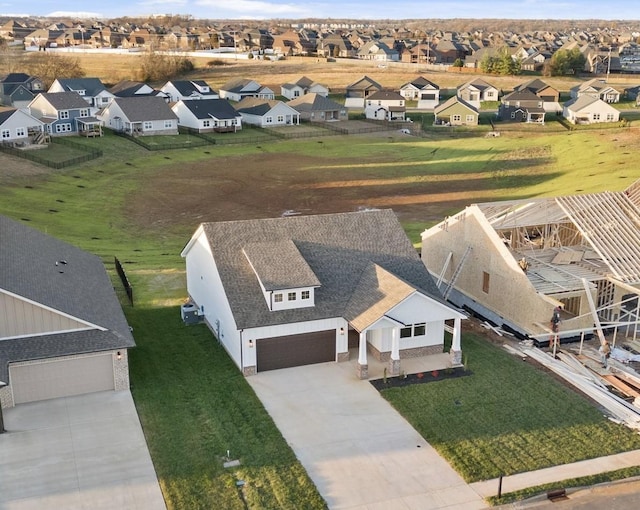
xmin=0 ymin=215 xmax=135 ymax=381
xmin=178 ymin=98 xmax=240 ymax=120
xmin=54 ymin=77 xmax=108 ymax=96
xmin=37 ymin=91 xmax=89 ymax=110
xmin=288 ymin=93 xmax=343 ymax=112
xmin=111 ymin=96 xmax=177 ymax=122
xmin=195 ymin=210 xmax=444 ymax=330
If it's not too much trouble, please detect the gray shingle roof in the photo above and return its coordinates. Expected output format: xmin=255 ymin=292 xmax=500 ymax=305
xmin=168 ymin=80 xmax=217 ymax=97
xmin=178 ymin=98 xmax=240 ymax=120
xmin=196 ymin=210 xmax=443 ymax=330
xmin=111 ymin=96 xmax=178 ymax=122
xmin=54 ymin=77 xmax=108 ymax=96
xmin=242 ymin=240 xmax=321 ymax=291
xmin=37 ymin=91 xmax=88 ymax=110
xmin=0 ymin=215 xmax=135 ymax=381
xmin=288 ymin=93 xmax=343 ymax=113
xmin=235 ymin=97 xmax=280 ymax=115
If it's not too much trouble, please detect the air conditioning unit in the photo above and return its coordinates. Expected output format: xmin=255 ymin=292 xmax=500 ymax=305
xmin=181 ymin=303 xmax=202 ymax=325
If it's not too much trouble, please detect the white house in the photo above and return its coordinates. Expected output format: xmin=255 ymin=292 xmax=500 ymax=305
xmin=48 ymin=77 xmax=115 ymax=114
xmin=98 ymin=96 xmax=178 ymax=136
xmin=399 ymin=77 xmax=440 ymax=109
xmin=457 ymin=78 xmax=499 ymax=109
xmin=280 ymin=76 xmax=329 ymax=100
xmin=181 ymin=210 xmax=465 ymax=379
xmin=563 ymin=96 xmax=620 ymax=124
xmin=235 ymin=97 xmax=300 ymax=127
xmin=171 ymin=99 xmax=242 ymax=132
xmin=219 ymin=78 xmax=275 ymax=102
xmin=0 ymin=106 xmax=44 ymax=144
xmin=570 ymin=78 xmax=620 ymax=103
xmin=159 ymin=80 xmax=219 ymax=102
xmin=364 ymin=90 xmax=406 ymax=121
xmin=0 ymin=215 xmax=135 ymax=409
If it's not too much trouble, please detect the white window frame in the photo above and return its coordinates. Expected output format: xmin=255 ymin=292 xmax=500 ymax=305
xmin=277 ymin=115 xmax=284 ymax=123
xmin=452 ymin=114 xmax=461 ymax=122
xmin=592 ymin=113 xmax=600 ymax=121
xmin=466 ymin=115 xmax=475 ymax=123
xmin=143 ymin=121 xmax=153 ymax=130
xmin=202 ymin=119 xmax=210 ymax=127
xmin=164 ymin=120 xmax=173 ymax=129
xmin=274 ymin=293 xmax=283 ymax=303
xmin=79 ymin=109 xmax=89 ymax=117
xmin=15 ymin=127 xmax=26 ymax=137
xmin=55 ymin=123 xmax=72 ymax=133
xmin=1 ymin=129 xmax=10 ymax=139
xmin=59 ymin=110 xmax=69 ymax=119
xmin=265 ymin=116 xmax=273 ymax=124
xmin=287 ymin=292 xmax=296 ymax=301
xmin=301 ymin=290 xmax=310 ymax=300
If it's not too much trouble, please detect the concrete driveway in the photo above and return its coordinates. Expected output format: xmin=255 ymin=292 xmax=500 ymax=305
xmin=0 ymin=390 xmax=166 ymax=510
xmin=248 ymin=360 xmax=486 ymax=510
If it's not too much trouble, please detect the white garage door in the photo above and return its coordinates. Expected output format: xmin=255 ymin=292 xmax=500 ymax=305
xmin=10 ymin=354 xmax=115 ymax=404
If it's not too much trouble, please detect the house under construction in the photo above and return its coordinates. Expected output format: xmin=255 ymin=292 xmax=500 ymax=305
xmin=421 ymin=179 xmax=640 ymax=345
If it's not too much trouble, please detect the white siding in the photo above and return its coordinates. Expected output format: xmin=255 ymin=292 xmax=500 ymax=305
xmin=0 ymin=110 xmax=43 ymax=141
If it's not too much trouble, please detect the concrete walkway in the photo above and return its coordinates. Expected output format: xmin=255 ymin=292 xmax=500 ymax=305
xmin=0 ymin=390 xmax=166 ymax=510
xmin=249 ymin=360 xmax=486 ymax=510
xmin=471 ymin=449 xmax=640 ymax=499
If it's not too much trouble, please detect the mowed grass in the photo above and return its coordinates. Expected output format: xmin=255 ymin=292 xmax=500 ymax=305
xmin=381 ymin=334 xmax=640 ymax=483
xmin=1 ymin=128 xmax=640 ymax=506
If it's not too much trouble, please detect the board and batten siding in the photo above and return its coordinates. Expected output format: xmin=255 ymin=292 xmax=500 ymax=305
xmin=183 ymin=229 xmax=242 ymax=368
xmin=0 ymin=292 xmax=89 ymax=338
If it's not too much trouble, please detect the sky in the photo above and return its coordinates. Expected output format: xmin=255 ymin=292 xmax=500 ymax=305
xmin=2 ymin=0 xmax=640 ymax=21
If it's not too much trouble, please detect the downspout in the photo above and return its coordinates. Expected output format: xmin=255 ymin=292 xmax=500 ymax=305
xmin=239 ymin=329 xmax=244 ymax=372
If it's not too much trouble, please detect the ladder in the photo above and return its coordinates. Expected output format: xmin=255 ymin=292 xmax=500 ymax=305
xmin=442 ymin=246 xmax=472 ymax=300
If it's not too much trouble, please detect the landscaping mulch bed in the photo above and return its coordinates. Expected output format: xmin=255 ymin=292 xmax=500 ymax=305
xmin=370 ymin=366 xmax=471 ymax=391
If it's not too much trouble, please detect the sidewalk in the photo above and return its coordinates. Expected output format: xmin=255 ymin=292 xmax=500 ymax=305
xmin=470 ymin=449 xmax=640 ymax=499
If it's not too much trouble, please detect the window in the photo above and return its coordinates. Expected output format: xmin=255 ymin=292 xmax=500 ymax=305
xmin=466 ymin=115 xmax=475 ymax=123
xmin=452 ymin=114 xmax=461 ymax=122
xmin=203 ymin=119 xmax=210 ymax=127
xmin=16 ymin=127 xmax=26 ymax=137
xmin=511 ymin=111 xmax=516 ymax=119
xmin=59 ymin=110 xmax=69 ymax=119
xmin=79 ymin=109 xmax=89 ymax=117
xmin=301 ymin=290 xmax=310 ymax=300
xmin=164 ymin=120 xmax=173 ymax=129
xmin=277 ymin=115 xmax=284 ymax=123
xmin=482 ymin=271 xmax=490 ymax=293
xmin=265 ymin=116 xmax=273 ymax=124
xmin=400 ymin=327 xmax=412 ymax=338
xmin=1 ymin=129 xmax=9 ymax=139
xmin=287 ymin=292 xmax=296 ymax=301
xmin=593 ymin=113 xmax=600 ymax=121
xmin=606 ymin=113 xmax=615 ymax=121
xmin=413 ymin=323 xmax=426 ymax=336
xmin=274 ymin=293 xmax=283 ymax=303
xmin=143 ymin=121 xmax=153 ymax=130
xmin=55 ymin=123 xmax=72 ymax=133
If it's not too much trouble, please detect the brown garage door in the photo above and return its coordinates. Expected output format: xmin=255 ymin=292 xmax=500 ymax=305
xmin=257 ymin=330 xmax=335 ymax=372
xmin=10 ymin=354 xmax=115 ymax=404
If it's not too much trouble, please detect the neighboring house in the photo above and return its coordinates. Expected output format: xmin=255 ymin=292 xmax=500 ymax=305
xmin=562 ymin=96 xmax=620 ymax=124
xmin=28 ymin=91 xmax=101 ymax=137
xmin=109 ymin=80 xmax=169 ymax=100
xmin=399 ymin=77 xmax=440 ymax=109
xmin=356 ymin=40 xmax=399 ymax=61
xmin=181 ymin=210 xmax=465 ymax=379
xmin=345 ymin=75 xmax=383 ymax=108
xmin=280 ymin=76 xmax=329 ymax=100
xmin=0 ymin=107 xmax=45 ymax=145
xmin=318 ymin=33 xmax=356 ymax=58
xmin=159 ymin=80 xmax=219 ymax=102
xmin=513 ymin=78 xmax=561 ymax=114
xmin=235 ymin=97 xmax=300 ymax=127
xmin=623 ymin=85 xmax=640 ymax=105
xmin=0 ymin=73 xmax=44 ymax=109
xmin=433 ymin=96 xmax=478 ymax=126
xmin=219 ymin=78 xmax=275 ymax=102
xmin=364 ymin=90 xmax=406 ymax=121
xmin=457 ymin=78 xmax=499 ymax=109
xmin=288 ymin=93 xmax=348 ymax=122
xmin=570 ymin=78 xmax=620 ymax=103
xmin=497 ymin=89 xmax=546 ymax=124
xmin=98 ymin=96 xmax=178 ymax=136
xmin=48 ymin=77 xmax=115 ymax=113
xmin=171 ymin=98 xmax=242 ymax=133
xmin=0 ymin=215 xmax=135 ymax=409
xmin=420 ymin=181 xmax=640 ymax=344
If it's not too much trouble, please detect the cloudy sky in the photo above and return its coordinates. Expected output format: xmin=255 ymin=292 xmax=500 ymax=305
xmin=2 ymin=0 xmax=639 ymax=21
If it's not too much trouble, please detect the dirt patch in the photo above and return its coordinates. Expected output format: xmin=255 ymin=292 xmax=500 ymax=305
xmin=0 ymin=152 xmax=55 ymax=184
xmin=124 ymin=151 xmax=475 ymax=230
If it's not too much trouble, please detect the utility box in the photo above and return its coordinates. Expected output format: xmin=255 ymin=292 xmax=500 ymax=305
xmin=181 ymin=303 xmax=201 ymax=325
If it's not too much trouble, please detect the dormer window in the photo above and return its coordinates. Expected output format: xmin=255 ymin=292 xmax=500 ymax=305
xmin=77 ymin=90 xmax=85 ymax=96
xmin=274 ymin=293 xmax=283 ymax=303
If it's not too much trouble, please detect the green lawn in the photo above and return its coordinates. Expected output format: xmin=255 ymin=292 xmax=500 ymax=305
xmin=381 ymin=334 xmax=640 ymax=483
xmin=1 ymin=129 xmax=640 ymax=507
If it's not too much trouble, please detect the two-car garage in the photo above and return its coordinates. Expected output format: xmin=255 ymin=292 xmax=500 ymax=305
xmin=256 ymin=330 xmax=336 ymax=372
xmin=9 ymin=353 xmax=116 ymax=405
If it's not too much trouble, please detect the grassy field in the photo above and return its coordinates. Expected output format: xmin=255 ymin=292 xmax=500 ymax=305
xmin=381 ymin=334 xmax=640 ymax=483
xmin=1 ymin=126 xmax=640 ymax=507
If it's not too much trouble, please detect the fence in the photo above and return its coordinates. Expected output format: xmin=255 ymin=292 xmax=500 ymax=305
xmin=0 ymin=137 xmax=103 ymax=169
xmin=114 ymin=257 xmax=134 ymax=306
xmin=111 ymin=129 xmax=211 ymax=150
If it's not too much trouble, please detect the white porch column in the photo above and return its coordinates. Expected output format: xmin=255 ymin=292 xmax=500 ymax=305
xmin=388 ymin=326 xmax=401 ymax=376
xmin=450 ymin=317 xmax=463 ymax=367
xmin=357 ymin=331 xmax=368 ymax=380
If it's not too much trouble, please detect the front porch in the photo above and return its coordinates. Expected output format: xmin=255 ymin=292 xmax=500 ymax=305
xmin=348 ymin=349 xmax=453 ymax=380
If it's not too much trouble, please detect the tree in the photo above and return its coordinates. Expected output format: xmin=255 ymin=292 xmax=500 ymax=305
xmin=137 ymin=49 xmax=194 ymax=82
xmin=545 ymin=48 xmax=586 ymax=76
xmin=479 ymin=46 xmax=521 ymax=75
xmin=452 ymin=58 xmax=463 ymax=68
xmin=25 ymin=53 xmax=85 ymax=89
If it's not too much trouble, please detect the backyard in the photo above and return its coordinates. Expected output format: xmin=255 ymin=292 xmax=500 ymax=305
xmin=1 ymin=126 xmax=640 ymax=507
